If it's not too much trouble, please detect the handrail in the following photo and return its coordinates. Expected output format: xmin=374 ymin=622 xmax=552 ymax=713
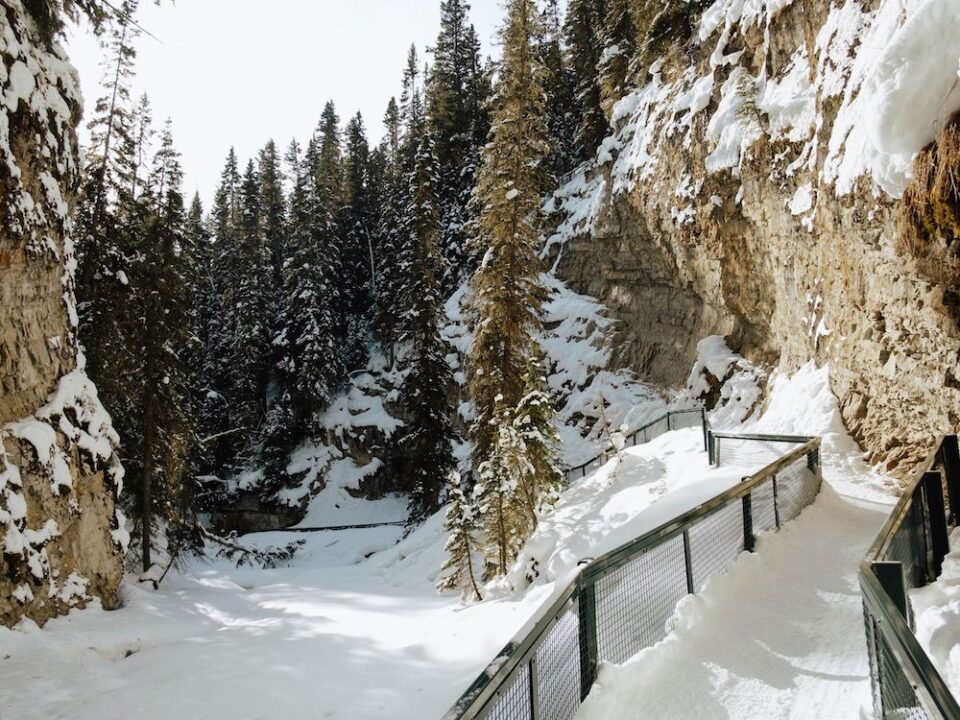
xmin=446 ymin=434 xmax=822 ymax=719
xmin=859 ymin=433 xmax=960 ymax=719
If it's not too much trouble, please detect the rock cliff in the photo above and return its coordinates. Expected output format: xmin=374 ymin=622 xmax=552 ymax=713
xmin=1 ymin=0 xmax=125 ymax=626
xmin=550 ymin=0 xmax=960 ymax=475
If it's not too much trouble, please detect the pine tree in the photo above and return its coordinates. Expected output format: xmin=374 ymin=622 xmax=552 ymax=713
xmin=229 ymin=160 xmax=269 ymax=453
xmin=342 ymin=113 xmax=374 ymax=371
xmin=372 ymin=98 xmax=410 ymax=362
xmin=467 ymin=0 xmax=556 ymax=577
xmin=393 ymin=134 xmax=457 ymax=521
xmin=426 ymin=0 xmax=490 ymax=291
xmin=134 ymin=120 xmax=197 ymax=569
xmin=564 ymin=0 xmax=609 ymax=162
xmin=598 ymin=0 xmax=637 ymax=120
xmin=281 ymin=138 xmax=345 ymax=434
xmin=540 ymin=0 xmax=578 ymax=180
xmin=437 ymin=471 xmax=483 ymax=601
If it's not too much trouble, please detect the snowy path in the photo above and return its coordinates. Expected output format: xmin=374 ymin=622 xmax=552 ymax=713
xmin=576 ymin=485 xmax=889 ymax=719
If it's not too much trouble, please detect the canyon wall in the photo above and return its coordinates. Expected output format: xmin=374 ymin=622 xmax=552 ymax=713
xmin=1 ymin=0 xmax=124 ymax=626
xmin=551 ymin=0 xmax=960 ymax=475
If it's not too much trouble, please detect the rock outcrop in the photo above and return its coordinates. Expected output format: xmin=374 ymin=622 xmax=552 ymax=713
xmin=1 ymin=0 xmax=125 ymax=626
xmin=550 ymin=0 xmax=960 ymax=475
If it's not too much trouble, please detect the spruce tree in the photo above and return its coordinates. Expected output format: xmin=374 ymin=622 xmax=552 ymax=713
xmin=342 ymin=113 xmax=374 ymax=370
xmin=598 ymin=0 xmax=637 ymax=120
xmin=372 ymin=98 xmax=410 ymax=362
xmin=467 ymin=0 xmax=556 ymax=577
xmin=540 ymin=0 xmax=578 ymax=180
xmin=230 ymin=160 xmax=269 ymax=453
xmin=426 ymin=0 xmax=489 ymax=291
xmin=393 ymin=134 xmax=457 ymax=521
xmin=281 ymin=139 xmax=345 ymax=434
xmin=437 ymin=471 xmax=483 ymax=601
xmin=564 ymin=0 xmax=609 ymax=162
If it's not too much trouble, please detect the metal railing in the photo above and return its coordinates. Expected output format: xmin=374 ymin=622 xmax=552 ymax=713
xmin=860 ymin=435 xmax=960 ymax=719
xmin=563 ymin=408 xmax=707 ymax=482
xmin=445 ymin=432 xmax=823 ymax=720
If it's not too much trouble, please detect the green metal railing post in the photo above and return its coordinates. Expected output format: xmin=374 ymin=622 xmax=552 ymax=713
xmin=578 ymin=582 xmax=599 ymax=701
xmin=666 ymin=412 xmax=672 ymax=431
xmin=682 ymin=530 xmax=694 ymax=594
xmin=872 ymin=561 xmax=911 ymax=626
xmin=923 ymin=471 xmax=949 ymax=580
xmin=941 ymin=435 xmax=960 ymax=525
xmin=742 ymin=485 xmax=755 ymax=553
xmin=528 ymin=655 xmax=540 ymax=719
xmin=772 ymin=475 xmax=781 ymax=529
xmin=702 ymin=409 xmax=709 ymax=452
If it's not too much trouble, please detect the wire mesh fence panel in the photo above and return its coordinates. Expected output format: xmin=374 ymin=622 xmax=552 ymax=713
xmin=668 ymin=411 xmax=703 ymax=431
xmin=885 ymin=496 xmax=928 ymax=591
xmin=751 ymin=479 xmax=778 ymax=535
xmin=714 ymin=437 xmax=802 ymax=470
xmin=770 ymin=460 xmax=818 ymax=528
xmin=876 ymin=626 xmax=932 ymax=720
xmin=595 ymin=535 xmax=688 ymax=666
xmin=640 ymin=416 xmax=670 ymax=444
xmin=688 ymin=501 xmax=745 ymax=592
xmin=535 ymin=601 xmax=583 ymax=720
xmin=482 ymin=662 xmax=532 ymax=720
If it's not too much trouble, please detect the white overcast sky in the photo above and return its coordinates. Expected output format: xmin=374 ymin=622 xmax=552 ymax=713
xmin=65 ymin=1 xmax=514 ymax=207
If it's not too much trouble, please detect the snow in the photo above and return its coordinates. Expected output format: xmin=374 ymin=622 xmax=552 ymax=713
xmin=914 ymin=529 xmax=960 ymax=700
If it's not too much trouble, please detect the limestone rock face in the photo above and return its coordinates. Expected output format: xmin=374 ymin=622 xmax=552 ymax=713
xmin=552 ymin=0 xmax=960 ymax=475
xmin=0 ymin=0 xmax=124 ymax=626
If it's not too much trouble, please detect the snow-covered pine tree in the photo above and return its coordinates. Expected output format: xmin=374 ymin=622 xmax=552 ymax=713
xmin=467 ymin=0 xmax=555 ymax=577
xmin=393 ymin=134 xmax=457 ymax=522
xmin=372 ymin=98 xmax=411 ymax=363
xmin=540 ymin=0 xmax=579 ymax=181
xmin=564 ymin=0 xmax=609 ymax=163
xmin=341 ymin=113 xmax=374 ymax=371
xmin=512 ymin=352 xmax=564 ymax=521
xmin=598 ymin=0 xmax=638 ymax=120
xmin=133 ymin=120 xmax=198 ymax=569
xmin=426 ymin=0 xmax=489 ymax=293
xmin=281 ymin=138 xmax=345 ymax=435
xmin=75 ymin=0 xmax=140 ymax=376
xmin=229 ymin=160 xmax=269 ymax=455
xmin=201 ymin=148 xmax=243 ymax=467
xmin=437 ymin=471 xmax=484 ymax=601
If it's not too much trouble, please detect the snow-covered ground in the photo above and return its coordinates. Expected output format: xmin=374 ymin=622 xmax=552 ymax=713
xmin=0 ymin=361 xmax=899 ymax=719
xmin=913 ymin=528 xmax=960 ymax=701
xmin=1 ymin=428 xmax=752 ymax=719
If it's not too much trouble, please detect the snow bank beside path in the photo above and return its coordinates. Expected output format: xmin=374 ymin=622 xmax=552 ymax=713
xmin=912 ymin=528 xmax=960 ymax=701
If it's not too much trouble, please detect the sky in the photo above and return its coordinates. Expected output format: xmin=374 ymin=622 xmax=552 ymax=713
xmin=65 ymin=1 xmax=509 ymax=206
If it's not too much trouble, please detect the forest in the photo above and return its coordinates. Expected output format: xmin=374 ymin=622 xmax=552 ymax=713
xmin=69 ymin=0 xmax=647 ymax=591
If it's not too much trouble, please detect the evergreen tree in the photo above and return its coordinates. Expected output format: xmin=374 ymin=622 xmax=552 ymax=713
xmin=598 ymin=0 xmax=637 ymax=120
xmin=564 ymin=0 xmax=609 ymax=162
xmin=281 ymin=139 xmax=345 ymax=434
xmin=426 ymin=0 xmax=489 ymax=291
xmin=467 ymin=0 xmax=556 ymax=577
xmin=75 ymin=0 xmax=140 ymax=375
xmin=540 ymin=0 xmax=578 ymax=180
xmin=133 ymin=120 xmax=197 ymax=569
xmin=229 ymin=160 xmax=269 ymax=452
xmin=437 ymin=471 xmax=483 ymax=601
xmin=372 ymin=98 xmax=411 ymax=362
xmin=393 ymin=134 xmax=457 ymax=521
xmin=342 ymin=113 xmax=374 ymax=370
